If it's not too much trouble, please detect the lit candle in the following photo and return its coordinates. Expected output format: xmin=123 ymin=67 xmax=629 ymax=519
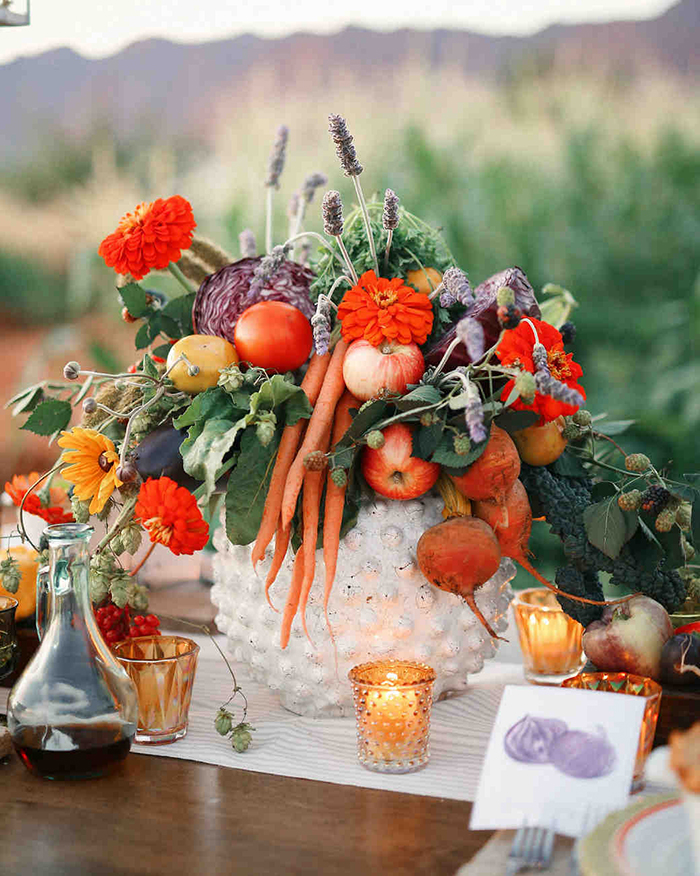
xmin=513 ymin=588 xmax=585 ymax=684
xmin=348 ymin=660 xmax=436 ymax=774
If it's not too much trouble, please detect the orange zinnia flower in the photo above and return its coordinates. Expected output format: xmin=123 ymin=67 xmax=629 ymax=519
xmin=4 ymin=472 xmax=74 ymax=524
xmin=98 ymin=195 xmax=196 ymax=281
xmin=337 ymin=270 xmax=434 ymax=347
xmin=496 ymin=318 xmax=586 ymax=424
xmin=135 ymin=477 xmax=209 ymax=556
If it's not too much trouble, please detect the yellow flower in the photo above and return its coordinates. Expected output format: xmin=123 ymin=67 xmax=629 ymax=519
xmin=57 ymin=428 xmax=123 ymax=515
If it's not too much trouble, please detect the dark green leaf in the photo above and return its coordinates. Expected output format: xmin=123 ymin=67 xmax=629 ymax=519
xmin=180 ymin=417 xmax=241 ymax=500
xmin=158 ymin=314 xmax=181 ymax=339
xmin=20 ymin=399 xmax=72 ymax=436
xmin=152 ymin=343 xmax=173 ymax=358
xmin=494 ymin=409 xmax=540 ymax=433
xmin=174 ymin=388 xmax=236 ymax=429
xmin=430 ymin=433 xmax=474 ymax=469
xmin=691 ymin=493 xmax=700 ymax=550
xmin=120 ymin=283 xmax=152 ymax=319
xmin=412 ymin=422 xmax=443 ymax=460
xmin=393 ymin=384 xmax=442 ymax=412
xmin=284 ymin=391 xmax=313 ymax=426
xmin=551 ymin=450 xmax=589 ymax=479
xmin=248 ymin=375 xmax=311 ymax=422
xmin=225 ymin=427 xmax=281 ymax=545
xmin=336 ymin=399 xmax=389 ymax=449
xmin=440 ymin=432 xmax=491 ymax=476
xmin=583 ymin=495 xmax=638 ymax=560
xmin=652 ymin=523 xmax=686 ymax=569
xmin=12 ymin=385 xmax=44 ymax=416
xmin=631 ymin=520 xmax=665 ymax=569
xmin=593 ymin=419 xmax=636 ymax=437
xmin=135 ymin=322 xmax=151 ymax=350
xmin=590 ymin=482 xmax=618 ymax=501
xmin=162 ymin=292 xmax=196 ymax=337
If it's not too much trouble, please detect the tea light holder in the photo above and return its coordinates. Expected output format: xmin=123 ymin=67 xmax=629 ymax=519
xmin=348 ymin=659 xmax=436 ymax=774
xmin=513 ymin=587 xmax=586 ymax=684
xmin=562 ymin=671 xmax=662 ymax=793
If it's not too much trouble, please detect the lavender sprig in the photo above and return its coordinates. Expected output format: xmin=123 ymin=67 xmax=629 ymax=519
xmin=322 ymin=190 xmax=357 ymax=282
xmin=441 ymin=267 xmax=473 ymax=309
xmin=264 ymin=124 xmax=289 ymax=253
xmin=265 ymin=125 xmax=289 ymax=189
xmin=456 ymin=316 xmax=485 ymax=362
xmin=248 ymin=244 xmax=290 ymax=299
xmin=311 ymin=295 xmax=333 ymax=356
xmin=239 ymin=229 xmax=257 ymax=259
xmin=328 ymin=114 xmax=363 ymax=177
xmin=382 ymin=188 xmax=400 ymax=273
xmin=302 ymin=172 xmax=328 ymax=205
xmin=328 ymin=113 xmax=378 ymax=273
xmin=464 ymin=381 xmax=487 ymax=444
xmin=289 ymin=172 xmax=329 ymax=241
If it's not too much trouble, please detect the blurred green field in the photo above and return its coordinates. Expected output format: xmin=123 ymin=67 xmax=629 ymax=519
xmin=1 ymin=69 xmax=699 ymax=587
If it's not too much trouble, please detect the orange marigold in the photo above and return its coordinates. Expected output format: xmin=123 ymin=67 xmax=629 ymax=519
xmin=4 ymin=472 xmax=74 ymax=524
xmin=496 ymin=317 xmax=586 ymax=424
xmin=98 ymin=195 xmax=196 ymax=281
xmin=337 ymin=270 xmax=434 ymax=347
xmin=135 ymin=477 xmax=209 ymax=556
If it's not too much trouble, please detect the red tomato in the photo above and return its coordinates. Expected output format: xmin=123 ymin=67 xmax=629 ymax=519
xmin=233 ymin=301 xmax=313 ymax=372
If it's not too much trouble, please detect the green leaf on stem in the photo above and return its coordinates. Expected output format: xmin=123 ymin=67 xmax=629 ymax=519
xmin=583 ymin=495 xmax=638 ymax=560
xmin=20 ymin=399 xmax=72 ymax=436
xmin=120 ymin=283 xmax=152 ymax=319
xmin=225 ymin=427 xmax=281 ymax=545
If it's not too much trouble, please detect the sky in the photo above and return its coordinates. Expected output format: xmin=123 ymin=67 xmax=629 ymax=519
xmin=0 ymin=0 xmax=679 ymax=66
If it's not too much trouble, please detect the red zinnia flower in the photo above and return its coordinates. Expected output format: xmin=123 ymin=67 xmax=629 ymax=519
xmin=337 ymin=270 xmax=434 ymax=347
xmin=5 ymin=472 xmax=74 ymax=524
xmin=98 ymin=196 xmax=196 ymax=281
xmin=496 ymin=317 xmax=586 ymax=424
xmin=134 ymin=477 xmax=209 ymax=556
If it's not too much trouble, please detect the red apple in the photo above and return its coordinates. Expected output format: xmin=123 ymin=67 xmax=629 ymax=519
xmin=342 ymin=339 xmax=425 ymax=402
xmin=582 ymin=595 xmax=674 ymax=681
xmin=362 ymin=423 xmax=440 ymax=500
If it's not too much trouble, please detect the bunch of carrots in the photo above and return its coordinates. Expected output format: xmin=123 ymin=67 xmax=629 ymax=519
xmin=251 ymin=340 xmax=358 ymax=649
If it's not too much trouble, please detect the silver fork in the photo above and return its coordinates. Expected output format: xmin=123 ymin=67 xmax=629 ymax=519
xmin=506 ymin=825 xmax=555 ymax=874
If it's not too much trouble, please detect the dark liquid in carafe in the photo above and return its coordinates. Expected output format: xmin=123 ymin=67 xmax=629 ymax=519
xmin=13 ymin=725 xmax=132 ymax=779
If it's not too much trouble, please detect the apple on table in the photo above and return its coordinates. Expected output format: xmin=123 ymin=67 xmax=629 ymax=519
xmin=582 ymin=595 xmax=674 ymax=681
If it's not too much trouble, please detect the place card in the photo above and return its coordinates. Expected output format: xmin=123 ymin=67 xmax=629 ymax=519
xmin=469 ymin=684 xmax=646 ymax=837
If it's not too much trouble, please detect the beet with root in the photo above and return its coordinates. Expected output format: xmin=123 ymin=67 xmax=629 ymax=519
xmin=449 ymin=424 xmax=520 ymax=504
xmin=474 ymin=479 xmax=642 ymax=610
xmin=416 ymin=516 xmax=504 ymax=640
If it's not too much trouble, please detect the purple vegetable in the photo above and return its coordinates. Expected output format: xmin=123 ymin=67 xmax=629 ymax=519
xmin=192 ymin=257 xmax=315 ymax=343
xmin=549 ymin=728 xmax=617 ymax=779
xmin=504 ymin=715 xmax=568 ymax=764
xmin=424 ymin=266 xmax=541 ymax=369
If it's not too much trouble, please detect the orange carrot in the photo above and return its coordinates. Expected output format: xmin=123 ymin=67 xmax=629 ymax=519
xmin=264 ymin=522 xmax=291 ymax=610
xmin=281 ymin=340 xmax=349 ymax=530
xmin=280 ymin=546 xmax=305 ymax=649
xmin=251 ymin=352 xmax=330 ymax=569
xmin=297 ymin=427 xmax=332 ymax=641
xmin=322 ymin=391 xmax=359 ymax=622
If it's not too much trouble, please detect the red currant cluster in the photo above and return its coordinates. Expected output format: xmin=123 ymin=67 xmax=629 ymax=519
xmin=95 ymin=603 xmax=161 ymax=647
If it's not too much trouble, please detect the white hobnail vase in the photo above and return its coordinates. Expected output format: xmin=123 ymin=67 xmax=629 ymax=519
xmin=211 ymin=495 xmax=515 ymax=717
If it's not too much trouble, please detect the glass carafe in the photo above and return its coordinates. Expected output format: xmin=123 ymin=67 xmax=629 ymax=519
xmin=7 ymin=523 xmax=138 ymax=779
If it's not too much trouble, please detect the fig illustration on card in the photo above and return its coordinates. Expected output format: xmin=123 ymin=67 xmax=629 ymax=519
xmin=504 ymin=715 xmax=617 ymax=778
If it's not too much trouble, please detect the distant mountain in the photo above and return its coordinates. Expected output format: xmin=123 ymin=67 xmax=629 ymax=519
xmin=0 ymin=0 xmax=697 ymax=164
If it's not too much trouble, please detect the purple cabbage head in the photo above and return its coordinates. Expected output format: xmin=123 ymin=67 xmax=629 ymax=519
xmin=424 ymin=266 xmax=541 ymax=369
xmin=192 ymin=256 xmax=315 ymax=343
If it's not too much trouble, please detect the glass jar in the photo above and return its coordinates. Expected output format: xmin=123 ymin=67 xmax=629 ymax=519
xmin=7 ymin=523 xmax=138 ymax=779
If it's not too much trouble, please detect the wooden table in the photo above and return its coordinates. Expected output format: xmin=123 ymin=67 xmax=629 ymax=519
xmin=1 ymin=751 xmax=493 ymax=875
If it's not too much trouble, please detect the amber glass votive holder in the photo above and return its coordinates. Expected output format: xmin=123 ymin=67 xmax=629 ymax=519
xmin=115 ymin=636 xmax=200 ymax=744
xmin=562 ymin=671 xmax=662 ymax=793
xmin=513 ymin=588 xmax=586 ymax=684
xmin=348 ymin=660 xmax=436 ymax=774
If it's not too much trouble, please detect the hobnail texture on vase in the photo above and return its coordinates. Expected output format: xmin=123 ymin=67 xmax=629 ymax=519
xmin=211 ymin=496 xmax=515 ymax=717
